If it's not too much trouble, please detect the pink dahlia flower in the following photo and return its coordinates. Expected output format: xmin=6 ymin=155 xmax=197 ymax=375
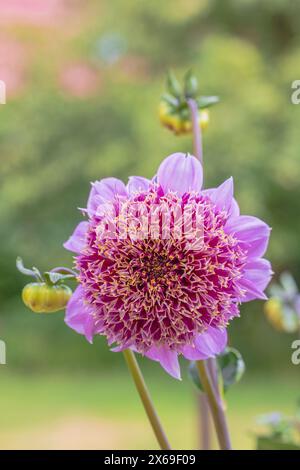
xmin=64 ymin=153 xmax=272 ymax=379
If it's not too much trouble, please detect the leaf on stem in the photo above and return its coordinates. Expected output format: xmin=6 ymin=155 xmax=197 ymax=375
xmin=188 ymin=347 xmax=245 ymax=393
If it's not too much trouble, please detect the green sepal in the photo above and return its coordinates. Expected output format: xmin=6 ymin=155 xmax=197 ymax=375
xmin=16 ymin=257 xmax=43 ymax=282
xmin=161 ymin=93 xmax=179 ymax=107
xmin=218 ymin=347 xmax=245 ymax=392
xmin=188 ymin=347 xmax=245 ymax=394
xmin=44 ymin=272 xmax=76 ymax=285
xmin=166 ymin=70 xmax=182 ymax=99
xmin=184 ymin=70 xmax=198 ymax=98
xmin=196 ymin=95 xmax=220 ymax=109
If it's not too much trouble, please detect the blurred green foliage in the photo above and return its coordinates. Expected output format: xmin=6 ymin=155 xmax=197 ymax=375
xmin=1 ymin=0 xmax=300 ymax=372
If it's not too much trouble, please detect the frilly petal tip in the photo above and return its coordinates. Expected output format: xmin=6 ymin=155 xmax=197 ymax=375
xmin=157 ymin=152 xmax=203 ymax=195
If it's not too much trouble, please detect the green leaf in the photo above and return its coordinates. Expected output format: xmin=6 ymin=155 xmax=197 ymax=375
xmin=188 ymin=347 xmax=245 ymax=394
xmin=166 ymin=70 xmax=182 ymax=99
xmin=44 ymin=271 xmax=76 ymax=285
xmin=218 ymin=347 xmax=245 ymax=391
xmin=196 ymin=95 xmax=220 ymax=109
xmin=184 ymin=70 xmax=198 ymax=98
xmin=256 ymin=436 xmax=300 ymax=451
xmin=161 ymin=93 xmax=179 ymax=107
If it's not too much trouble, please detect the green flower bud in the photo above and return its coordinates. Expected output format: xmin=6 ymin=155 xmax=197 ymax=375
xmin=22 ymin=282 xmax=72 ymax=313
xmin=184 ymin=70 xmax=198 ymax=98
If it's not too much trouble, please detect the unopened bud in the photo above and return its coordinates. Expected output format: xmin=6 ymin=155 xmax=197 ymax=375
xmin=22 ymin=282 xmax=72 ymax=313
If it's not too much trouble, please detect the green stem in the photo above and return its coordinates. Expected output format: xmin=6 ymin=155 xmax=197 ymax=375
xmin=198 ymin=393 xmax=211 ymax=449
xmin=187 ymin=98 xmax=203 ymax=164
xmin=123 ymin=349 xmax=171 ymax=450
xmin=197 ymin=360 xmax=232 ymax=450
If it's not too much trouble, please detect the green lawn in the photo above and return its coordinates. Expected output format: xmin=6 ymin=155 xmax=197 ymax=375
xmin=0 ymin=368 xmax=299 ymax=449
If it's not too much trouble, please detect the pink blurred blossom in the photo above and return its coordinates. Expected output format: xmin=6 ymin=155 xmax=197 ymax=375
xmin=118 ymin=55 xmax=150 ymax=82
xmin=59 ymin=62 xmax=101 ymax=98
xmin=0 ymin=37 xmax=28 ymax=96
xmin=0 ymin=0 xmax=69 ymax=26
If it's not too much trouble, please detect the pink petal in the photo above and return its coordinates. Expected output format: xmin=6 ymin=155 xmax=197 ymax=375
xmin=238 ymin=277 xmax=268 ymax=302
xmin=87 ymin=177 xmax=127 ymax=217
xmin=180 ymin=344 xmax=210 ymax=361
xmin=127 ymin=176 xmax=151 ymax=194
xmin=65 ymin=285 xmax=97 ymax=344
xmin=205 ymin=177 xmax=234 ymax=213
xmin=63 ymin=221 xmax=89 ymax=254
xmin=84 ymin=315 xmax=104 ymax=344
xmin=230 ymin=198 xmax=240 ymax=218
xmin=157 ymin=153 xmax=203 ymax=196
xmin=181 ymin=327 xmax=227 ymax=360
xmin=225 ymin=215 xmax=271 ymax=258
xmin=203 ymin=178 xmax=239 ymax=217
xmin=111 ymin=342 xmax=134 ymax=352
xmin=144 ymin=345 xmax=181 ymax=380
xmin=243 ymin=258 xmax=273 ymax=293
xmin=65 ymin=286 xmax=86 ymax=334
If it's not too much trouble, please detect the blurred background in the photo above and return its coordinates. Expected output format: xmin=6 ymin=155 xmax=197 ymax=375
xmin=0 ymin=0 xmax=300 ymax=449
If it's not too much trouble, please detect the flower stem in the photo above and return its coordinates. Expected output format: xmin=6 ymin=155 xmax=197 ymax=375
xmin=206 ymin=357 xmax=220 ymax=397
xmin=123 ymin=349 xmax=171 ymax=450
xmin=187 ymin=98 xmax=203 ymax=165
xmin=198 ymin=393 xmax=211 ymax=449
xmin=196 ymin=360 xmax=232 ymax=450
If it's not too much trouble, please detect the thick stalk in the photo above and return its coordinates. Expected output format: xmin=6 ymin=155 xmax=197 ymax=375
xmin=187 ymin=98 xmax=203 ymax=164
xmin=198 ymin=393 xmax=211 ymax=450
xmin=123 ymin=349 xmax=171 ymax=450
xmin=197 ymin=360 xmax=232 ymax=450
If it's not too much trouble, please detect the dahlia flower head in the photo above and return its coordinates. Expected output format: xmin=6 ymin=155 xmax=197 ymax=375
xmin=64 ymin=153 xmax=272 ymax=379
